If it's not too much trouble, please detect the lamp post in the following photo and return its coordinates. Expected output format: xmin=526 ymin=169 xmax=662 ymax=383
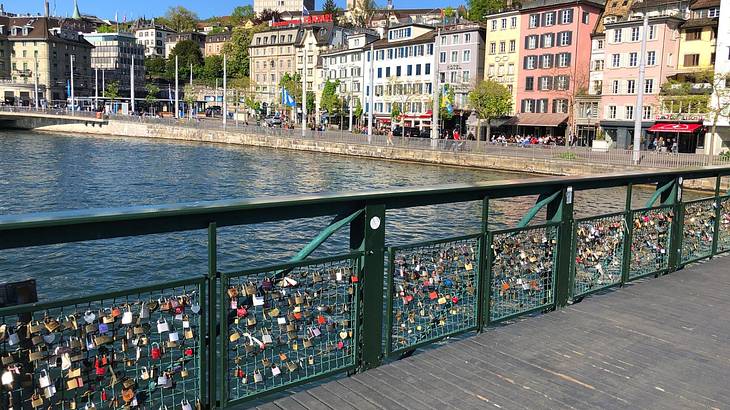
xmin=70 ymin=54 xmax=75 ymax=114
xmin=174 ymin=55 xmax=179 ymax=118
xmin=223 ymin=54 xmax=228 ymax=127
xmin=632 ymin=10 xmax=649 ymax=163
xmin=34 ymin=55 xmax=39 ymax=110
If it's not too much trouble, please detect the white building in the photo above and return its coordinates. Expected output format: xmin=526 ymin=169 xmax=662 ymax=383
xmin=254 ymin=0 xmax=314 ymax=15
xmin=707 ymin=0 xmax=730 ymax=152
xmin=369 ymin=24 xmax=437 ymax=129
xmin=320 ymin=32 xmax=379 ymax=127
xmin=132 ymin=21 xmax=175 ymax=57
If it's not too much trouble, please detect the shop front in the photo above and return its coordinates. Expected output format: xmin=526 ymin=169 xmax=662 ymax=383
xmin=647 ymin=122 xmax=704 ymax=153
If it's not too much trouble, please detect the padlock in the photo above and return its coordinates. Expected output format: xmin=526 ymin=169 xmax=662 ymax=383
xmin=157 ymin=318 xmax=170 ymax=333
xmin=151 ymin=343 xmax=162 ymax=360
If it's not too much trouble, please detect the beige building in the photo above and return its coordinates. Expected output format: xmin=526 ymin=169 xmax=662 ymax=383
xmin=132 ymin=20 xmax=175 ymax=57
xmin=254 ymin=0 xmax=314 ymax=15
xmin=249 ymin=27 xmax=301 ymax=111
xmin=205 ymin=33 xmax=231 ymax=57
xmin=484 ymin=9 xmax=521 ymax=114
xmin=0 ymin=16 xmax=94 ymax=105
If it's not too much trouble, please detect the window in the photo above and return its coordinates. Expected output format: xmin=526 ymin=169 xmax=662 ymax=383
xmin=555 ymin=75 xmax=569 ymax=90
xmin=491 ymin=20 xmax=498 ymax=31
xmin=511 ymin=17 xmax=517 ymax=28
xmin=557 ymin=53 xmax=571 ymax=67
xmin=627 ymin=79 xmax=635 ymax=94
xmin=452 ymin=34 xmax=459 ymax=44
xmin=708 ymin=7 xmax=719 ymax=17
xmin=608 ymin=105 xmax=617 ymax=119
xmin=541 ymin=54 xmax=553 ymax=69
xmin=451 ymin=51 xmax=458 ymax=62
xmin=612 ymin=80 xmax=620 ymax=94
xmin=560 ymin=9 xmax=573 ymax=24
xmin=522 ymin=99 xmax=535 ymax=113
xmin=440 ymin=52 xmax=447 ymax=63
xmin=501 ymin=18 xmax=507 ymax=30
xmin=631 ymin=27 xmax=640 ymax=42
xmin=463 ymin=70 xmax=470 ymax=83
xmin=377 ymin=67 xmax=382 ymax=78
xmin=539 ymin=76 xmax=552 ymax=90
xmin=686 ymin=29 xmax=702 ymax=41
xmin=648 ymin=25 xmax=656 ymax=40
xmin=537 ymin=99 xmax=549 ymax=113
xmin=613 ymin=29 xmax=622 ymax=43
xmin=625 ymin=106 xmax=634 ymax=120
xmin=642 ymin=105 xmax=652 ymax=120
xmin=593 ymin=59 xmax=604 ymax=70
xmin=427 ymin=44 xmax=434 ymax=55
xmin=386 ymin=67 xmax=391 ymax=77
xmin=463 ymin=33 xmax=471 ymax=43
xmin=416 ymin=64 xmax=421 ymax=75
xmin=558 ymin=31 xmax=572 ymax=46
xmin=509 ymin=40 xmax=516 ymax=52
xmin=553 ymin=99 xmax=569 ymax=113
xmin=526 ymin=35 xmax=538 ymax=49
xmin=544 ymin=12 xmax=555 ymax=26
xmin=407 ymin=65 xmax=413 ymax=76
xmin=499 ymin=41 xmax=506 ymax=53
xmin=542 ymin=33 xmax=554 ymax=48
xmin=683 ymin=54 xmax=700 ymax=66
xmin=490 ymin=42 xmax=496 ymax=54
xmin=582 ymin=11 xmax=590 ymax=24
xmin=629 ymin=52 xmax=638 ymax=67
xmin=644 ymin=79 xmax=654 ymax=94
xmin=488 ymin=64 xmax=495 ymax=76
xmin=463 ymin=50 xmax=471 ymax=62
xmin=529 ymin=14 xmax=540 ymax=28
xmin=525 ymin=77 xmax=534 ymax=90
xmin=525 ymin=56 xmax=536 ymax=69
xmin=396 ymin=66 xmax=401 ymax=76
xmin=508 ymin=64 xmax=515 ymax=74
xmin=612 ymin=54 xmax=621 ymax=67
xmin=450 ymin=71 xmax=458 ymax=82
xmin=388 ymin=27 xmax=412 ymax=40
xmin=647 ymin=51 xmax=656 ymax=66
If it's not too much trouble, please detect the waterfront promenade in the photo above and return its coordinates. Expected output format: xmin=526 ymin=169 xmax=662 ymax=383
xmin=260 ymin=256 xmax=730 ymax=410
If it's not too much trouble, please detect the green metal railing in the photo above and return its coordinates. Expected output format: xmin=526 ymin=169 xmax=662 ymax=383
xmin=1 ymin=167 xmax=730 ymax=408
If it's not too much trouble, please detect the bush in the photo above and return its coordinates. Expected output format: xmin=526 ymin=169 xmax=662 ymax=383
xmin=720 ymin=151 xmax=730 ymax=162
xmin=557 ymin=152 xmax=577 ymax=161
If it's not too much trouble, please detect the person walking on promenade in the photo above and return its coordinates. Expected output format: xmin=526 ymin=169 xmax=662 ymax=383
xmin=387 ymin=128 xmax=394 ymax=146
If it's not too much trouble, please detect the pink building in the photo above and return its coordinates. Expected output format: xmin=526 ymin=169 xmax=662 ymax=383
xmin=515 ymin=0 xmax=603 ymax=138
xmin=600 ymin=1 xmax=686 ymax=148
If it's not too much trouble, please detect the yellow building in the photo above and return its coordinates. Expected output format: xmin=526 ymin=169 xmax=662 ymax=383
xmin=677 ymin=0 xmax=719 ymax=73
xmin=483 ymin=9 xmax=521 ymax=114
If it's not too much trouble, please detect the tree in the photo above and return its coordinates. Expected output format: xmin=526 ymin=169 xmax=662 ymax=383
xmin=96 ymin=24 xmax=116 ymax=33
xmin=467 ymin=0 xmax=507 ymax=22
xmin=162 ymin=6 xmax=199 ymax=32
xmin=348 ymin=0 xmax=379 ymax=27
xmin=280 ymin=73 xmax=303 ymax=105
xmin=320 ymin=80 xmax=341 ymax=116
xmin=390 ymin=103 xmax=401 ymax=121
xmin=144 ymin=83 xmax=160 ymax=114
xmin=104 ymin=81 xmax=120 ymax=109
xmin=183 ymin=84 xmax=196 ymax=119
xmin=145 ymin=56 xmax=167 ymax=80
xmin=231 ymin=5 xmax=255 ymax=26
xmin=202 ymin=55 xmax=224 ymax=86
xmin=322 ymin=0 xmax=339 ymax=23
xmin=222 ymin=24 xmax=266 ymax=78
xmin=354 ymin=99 xmax=363 ymax=127
xmin=166 ymin=40 xmax=204 ymax=79
xmin=256 ymin=9 xmax=282 ymax=24
xmin=468 ymin=79 xmax=512 ymax=141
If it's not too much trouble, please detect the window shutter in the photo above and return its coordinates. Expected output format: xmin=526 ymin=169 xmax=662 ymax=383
xmin=557 ymin=10 xmax=563 ymax=24
xmin=567 ymin=9 xmax=574 ymax=23
xmin=524 ymin=36 xmax=529 ymax=49
xmin=566 ymin=53 xmax=572 ymax=66
xmin=539 ymin=35 xmax=544 ymax=48
xmin=523 ymin=56 xmax=528 ymax=69
xmin=567 ymin=32 xmax=573 ymax=45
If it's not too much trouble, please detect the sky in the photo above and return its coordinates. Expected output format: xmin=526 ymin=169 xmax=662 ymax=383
xmin=4 ymin=0 xmax=460 ymax=20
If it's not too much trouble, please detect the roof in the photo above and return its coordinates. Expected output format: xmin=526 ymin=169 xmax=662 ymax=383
xmin=371 ymin=30 xmax=436 ymax=50
xmin=629 ymin=0 xmax=689 ymax=9
xmin=522 ymin=0 xmax=605 ymax=11
xmin=594 ymin=0 xmax=636 ymax=34
xmin=504 ymin=113 xmax=569 ymax=127
xmin=681 ymin=17 xmax=718 ymax=28
xmin=206 ymin=33 xmax=232 ymax=43
xmin=689 ymin=0 xmax=720 ymax=9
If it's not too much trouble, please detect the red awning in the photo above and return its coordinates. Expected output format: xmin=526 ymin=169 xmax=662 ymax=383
xmin=648 ymin=123 xmax=703 ymax=133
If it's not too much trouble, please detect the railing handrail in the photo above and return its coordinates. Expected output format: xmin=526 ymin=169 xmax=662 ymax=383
xmin=2 ymin=165 xmax=730 ymax=250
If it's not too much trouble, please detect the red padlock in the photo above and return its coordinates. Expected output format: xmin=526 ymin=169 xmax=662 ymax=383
xmin=174 ymin=305 xmax=184 ymax=315
xmin=101 ymin=354 xmax=108 ymax=366
xmin=351 ymin=275 xmax=359 ymax=283
xmin=184 ymin=348 xmax=194 ymax=357
xmin=316 ymin=315 xmax=326 ymax=325
xmin=150 ymin=343 xmax=161 ymax=360
xmin=236 ymin=367 xmax=244 ymax=378
xmin=101 ymin=389 xmax=108 ymax=401
xmin=236 ymin=307 xmax=247 ymax=318
xmin=337 ymin=341 xmax=344 ymax=350
xmin=94 ymin=357 xmax=106 ymax=376
xmin=451 ymin=296 xmax=459 ymax=304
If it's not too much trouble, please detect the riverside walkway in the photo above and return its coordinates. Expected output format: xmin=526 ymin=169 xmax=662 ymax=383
xmin=258 ymin=256 xmax=730 ymax=410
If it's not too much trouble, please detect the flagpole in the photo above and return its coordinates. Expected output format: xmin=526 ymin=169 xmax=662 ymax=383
xmin=223 ymin=54 xmax=227 ymax=127
xmin=302 ymin=48 xmax=307 ymax=137
xmin=94 ymin=67 xmax=98 ymax=110
xmin=130 ymin=55 xmax=135 ymax=114
xmin=175 ymin=55 xmax=179 ymax=118
xmin=431 ymin=28 xmax=441 ymax=144
xmin=70 ymin=54 xmax=75 ymax=114
xmin=368 ymin=44 xmax=374 ymax=142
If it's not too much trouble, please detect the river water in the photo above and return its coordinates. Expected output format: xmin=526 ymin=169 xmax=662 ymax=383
xmin=0 ymin=131 xmax=691 ymax=299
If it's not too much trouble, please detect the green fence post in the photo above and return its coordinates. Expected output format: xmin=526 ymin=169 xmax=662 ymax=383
xmin=351 ymin=204 xmax=386 ymax=370
xmin=665 ymin=177 xmax=682 ymax=272
xmin=207 ymin=222 xmax=218 ymax=410
xmin=712 ymin=175 xmax=722 ymax=257
xmin=548 ymin=186 xmax=574 ymax=308
xmin=477 ymin=197 xmax=489 ymax=330
xmin=621 ymin=183 xmax=634 ymax=284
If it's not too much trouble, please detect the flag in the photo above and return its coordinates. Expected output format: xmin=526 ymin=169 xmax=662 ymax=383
xmin=168 ymin=84 xmax=172 ymax=101
xmin=281 ymin=88 xmax=296 ymax=107
xmin=302 ymin=4 xmax=310 ymax=15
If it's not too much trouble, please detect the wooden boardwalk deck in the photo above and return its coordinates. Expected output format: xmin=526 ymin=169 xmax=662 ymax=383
xmin=252 ymin=256 xmax=730 ymax=410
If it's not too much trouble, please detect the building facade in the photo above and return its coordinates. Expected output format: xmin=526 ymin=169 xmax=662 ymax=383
xmin=84 ymin=31 xmax=146 ymax=99
xmin=249 ymin=26 xmax=300 ymax=111
xmin=677 ymin=0 xmax=719 ymax=73
xmin=205 ymin=33 xmax=231 ymax=57
xmin=165 ymin=32 xmax=207 ymax=58
xmin=484 ymin=9 xmax=521 ymax=114
xmin=515 ymin=0 xmax=603 ymax=138
xmin=253 ymin=0 xmax=315 ymax=15
xmin=436 ymin=23 xmax=485 ymax=113
xmin=369 ymin=24 xmax=436 ymax=128
xmin=600 ymin=1 xmax=685 ymax=149
xmin=132 ymin=20 xmax=175 ymax=57
xmin=706 ymin=0 xmax=730 ymax=152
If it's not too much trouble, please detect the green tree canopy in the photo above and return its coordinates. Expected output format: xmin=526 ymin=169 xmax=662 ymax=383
xmin=144 ymin=83 xmax=160 ymax=103
xmin=222 ymin=24 xmax=266 ymax=78
xmin=202 ymin=55 xmax=224 ymax=85
xmin=467 ymin=0 xmax=507 ymax=22
xmin=320 ymin=80 xmax=341 ymax=115
xmin=468 ymin=79 xmax=512 ymax=140
xmin=166 ymin=40 xmax=204 ymax=79
xmin=145 ymin=56 xmax=167 ymax=79
xmin=231 ymin=5 xmax=255 ymax=25
xmin=104 ymin=81 xmax=120 ymax=101
xmin=161 ymin=6 xmax=199 ymax=32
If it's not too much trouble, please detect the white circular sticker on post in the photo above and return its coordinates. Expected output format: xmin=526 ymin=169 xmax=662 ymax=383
xmin=369 ymin=216 xmax=381 ymax=230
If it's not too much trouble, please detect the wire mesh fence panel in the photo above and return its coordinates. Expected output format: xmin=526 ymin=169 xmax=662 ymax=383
xmin=719 ymin=195 xmax=730 ymax=254
xmin=681 ymin=198 xmax=717 ymax=264
xmin=629 ymin=206 xmax=674 ymax=279
xmin=573 ymin=213 xmax=626 ymax=298
xmin=221 ymin=254 xmax=361 ymax=405
xmin=0 ymin=278 xmax=206 ymax=410
xmin=488 ymin=224 xmax=559 ymax=322
xmin=386 ymin=235 xmax=480 ymax=356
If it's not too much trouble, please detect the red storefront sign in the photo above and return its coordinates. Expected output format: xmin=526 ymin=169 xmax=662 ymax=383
xmin=647 ymin=123 xmax=703 ymax=133
xmin=271 ymin=14 xmax=333 ymax=27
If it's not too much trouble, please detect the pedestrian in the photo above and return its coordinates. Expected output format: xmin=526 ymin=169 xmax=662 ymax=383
xmin=387 ymin=128 xmax=394 ymax=146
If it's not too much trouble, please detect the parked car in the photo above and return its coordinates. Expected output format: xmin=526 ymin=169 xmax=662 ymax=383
xmin=205 ymin=106 xmax=222 ymax=117
xmin=265 ymin=115 xmax=282 ymax=127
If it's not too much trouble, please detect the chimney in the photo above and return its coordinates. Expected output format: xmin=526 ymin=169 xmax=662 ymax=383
xmin=44 ymin=0 xmax=50 ymax=17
